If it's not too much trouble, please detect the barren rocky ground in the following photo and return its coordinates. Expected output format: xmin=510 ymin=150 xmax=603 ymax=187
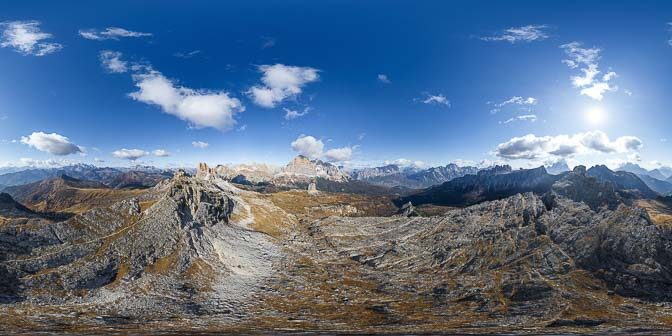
xmin=3 ymin=171 xmax=672 ymax=334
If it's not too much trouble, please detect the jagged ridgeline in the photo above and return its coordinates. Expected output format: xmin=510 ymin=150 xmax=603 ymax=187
xmin=2 ymin=162 xmax=672 ymax=333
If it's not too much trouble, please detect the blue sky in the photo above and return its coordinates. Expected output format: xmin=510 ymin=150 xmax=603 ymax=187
xmin=1 ymin=0 xmax=671 ymax=170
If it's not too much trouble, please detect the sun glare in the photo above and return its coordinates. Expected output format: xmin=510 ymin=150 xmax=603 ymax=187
xmin=585 ymin=106 xmax=607 ymax=125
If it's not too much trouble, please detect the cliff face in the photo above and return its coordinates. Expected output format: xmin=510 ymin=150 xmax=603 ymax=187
xmin=198 ymin=155 xmax=350 ymax=188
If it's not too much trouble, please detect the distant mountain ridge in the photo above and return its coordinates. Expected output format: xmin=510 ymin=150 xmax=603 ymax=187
xmin=612 ymin=163 xmax=672 ymax=195
xmin=399 ymin=165 xmax=559 ymax=207
xmin=3 ymin=174 xmax=147 ymax=214
xmin=0 ymin=164 xmax=176 ymax=189
xmin=545 ymin=161 xmax=570 ymax=175
xmin=399 ymin=164 xmax=658 ymax=208
xmin=351 ymin=163 xmax=480 ymax=189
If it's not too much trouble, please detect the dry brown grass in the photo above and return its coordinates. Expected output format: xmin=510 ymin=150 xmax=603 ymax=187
xmin=21 ymin=187 xmax=147 ymax=214
xmin=106 ymin=262 xmax=129 ymax=289
xmin=637 ymin=199 xmax=672 ymax=229
xmin=183 ymin=258 xmax=216 ymax=292
xmin=269 ymin=190 xmax=397 ymax=220
xmin=145 ymin=246 xmax=181 ymax=275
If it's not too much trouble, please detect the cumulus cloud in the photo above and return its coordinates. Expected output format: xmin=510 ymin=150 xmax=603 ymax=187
xmin=291 ymin=135 xmax=324 ymax=158
xmin=419 ymin=93 xmax=450 ymax=107
xmin=192 ymin=141 xmax=209 ymax=148
xmin=480 ymin=25 xmax=549 ymax=43
xmin=324 ymin=147 xmax=353 ymax=162
xmin=153 ymin=149 xmax=170 ymax=157
xmin=20 ymin=132 xmax=82 ymax=156
xmin=377 ymin=74 xmax=391 ymax=83
xmin=0 ymin=20 xmax=62 ymax=56
xmin=112 ymin=148 xmax=149 ymax=161
xmin=78 ymin=27 xmax=151 ymax=40
xmin=129 ymin=68 xmax=244 ymax=131
xmin=502 ymin=114 xmax=538 ymax=124
xmin=283 ymin=107 xmax=310 ymax=120
xmin=247 ymin=64 xmax=319 ymax=108
xmin=561 ymin=42 xmax=617 ymax=100
xmin=99 ymin=50 xmax=127 ymax=73
xmin=494 ymin=131 xmax=643 ymax=160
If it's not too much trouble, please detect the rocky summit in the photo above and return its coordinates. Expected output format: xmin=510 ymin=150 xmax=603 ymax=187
xmin=2 ymin=166 xmax=672 ymax=334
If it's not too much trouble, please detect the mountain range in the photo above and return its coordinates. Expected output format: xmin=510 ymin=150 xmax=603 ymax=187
xmin=400 ymin=164 xmax=660 ymax=207
xmin=3 ymin=159 xmax=672 ymax=333
xmin=0 ymin=164 xmax=180 ymax=190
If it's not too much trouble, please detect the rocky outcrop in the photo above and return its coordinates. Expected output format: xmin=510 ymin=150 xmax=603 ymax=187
xmin=0 ymin=172 xmax=279 ymax=318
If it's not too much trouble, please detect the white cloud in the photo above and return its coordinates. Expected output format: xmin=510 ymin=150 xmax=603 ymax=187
xmin=383 ymin=158 xmax=427 ymax=168
xmin=502 ymin=114 xmax=537 ymax=124
xmin=153 ymin=149 xmax=171 ymax=157
xmin=78 ymin=27 xmax=151 ymax=40
xmin=358 ymin=133 xmax=366 ymax=141
xmin=0 ymin=20 xmax=62 ymax=56
xmin=283 ymin=107 xmax=310 ymax=120
xmin=480 ymin=25 xmax=549 ymax=43
xmin=377 ymin=74 xmax=391 ymax=83
xmin=561 ymin=42 xmax=617 ymax=101
xmin=129 ymin=68 xmax=244 ymax=131
xmin=490 ymin=96 xmax=537 ymax=113
xmin=668 ymin=23 xmax=672 ymax=46
xmin=174 ymin=50 xmax=201 ymax=59
xmin=324 ymin=147 xmax=353 ymax=162
xmin=112 ymin=148 xmax=149 ymax=161
xmin=20 ymin=132 xmax=82 ymax=156
xmin=247 ymin=64 xmax=320 ymax=108
xmin=420 ymin=93 xmax=450 ymax=107
xmin=261 ymin=36 xmax=276 ymax=49
xmin=99 ymin=50 xmax=127 ymax=73
xmin=291 ymin=135 xmax=324 ymax=158
xmin=661 ymin=138 xmax=669 ymax=143
xmin=1 ymin=158 xmax=76 ymax=169
xmin=494 ymin=131 xmax=643 ymax=160
xmin=192 ymin=141 xmax=209 ymax=149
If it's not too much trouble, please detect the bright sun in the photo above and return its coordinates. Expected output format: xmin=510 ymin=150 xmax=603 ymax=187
xmin=585 ymin=106 xmax=607 ymax=125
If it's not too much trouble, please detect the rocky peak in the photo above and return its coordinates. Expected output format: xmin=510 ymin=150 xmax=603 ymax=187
xmin=546 ymin=160 xmax=571 ymax=175
xmin=169 ymin=174 xmax=234 ymax=226
xmin=283 ymin=155 xmax=350 ymax=182
xmin=573 ymin=165 xmax=587 ymax=175
xmin=550 ymin=167 xmax=621 ymax=211
xmin=478 ymin=165 xmax=513 ymax=176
